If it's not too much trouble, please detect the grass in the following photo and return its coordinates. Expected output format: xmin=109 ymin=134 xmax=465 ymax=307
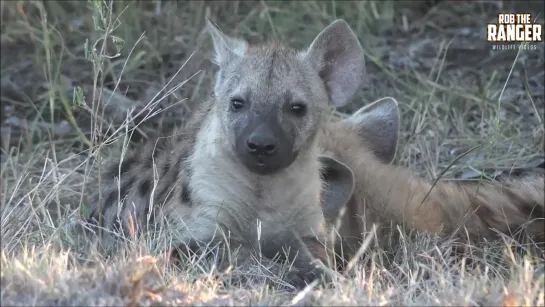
xmin=1 ymin=0 xmax=544 ymax=305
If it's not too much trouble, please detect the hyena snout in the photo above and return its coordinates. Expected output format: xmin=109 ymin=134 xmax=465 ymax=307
xmin=235 ymin=115 xmax=297 ymax=175
xmin=247 ymin=124 xmax=278 ymax=156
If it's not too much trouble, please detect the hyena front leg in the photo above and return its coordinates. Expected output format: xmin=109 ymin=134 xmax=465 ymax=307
xmin=260 ymin=234 xmax=332 ymax=289
xmin=169 ymin=215 xmax=331 ymax=289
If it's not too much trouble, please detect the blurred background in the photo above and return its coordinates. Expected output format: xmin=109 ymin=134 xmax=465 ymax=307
xmin=1 ymin=0 xmax=544 ymax=182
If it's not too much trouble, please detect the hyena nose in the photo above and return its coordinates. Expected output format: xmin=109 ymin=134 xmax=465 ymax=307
xmin=247 ymin=133 xmax=277 ymax=156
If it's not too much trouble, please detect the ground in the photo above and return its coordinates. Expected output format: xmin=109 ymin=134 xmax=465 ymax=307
xmin=1 ymin=0 xmax=544 ymax=306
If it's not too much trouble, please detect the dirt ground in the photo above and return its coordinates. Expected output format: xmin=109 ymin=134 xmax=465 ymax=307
xmin=1 ymin=1 xmax=544 ymax=306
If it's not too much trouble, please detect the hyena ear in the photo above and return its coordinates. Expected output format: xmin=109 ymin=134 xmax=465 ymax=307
xmin=319 ymin=156 xmax=356 ymax=223
xmin=206 ymin=18 xmax=247 ymax=66
xmin=302 ymin=19 xmax=365 ymax=107
xmin=344 ymin=97 xmax=400 ymax=164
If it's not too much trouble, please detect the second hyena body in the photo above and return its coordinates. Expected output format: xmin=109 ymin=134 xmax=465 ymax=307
xmin=318 ymin=97 xmax=545 ymax=262
xmin=87 ymin=19 xmax=362 ymax=288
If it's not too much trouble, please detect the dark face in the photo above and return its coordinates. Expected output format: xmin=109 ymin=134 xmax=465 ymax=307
xmin=216 ymin=46 xmax=328 ymax=175
xmin=230 ymin=95 xmax=306 ymax=175
xmin=208 ymin=19 xmax=366 ymax=176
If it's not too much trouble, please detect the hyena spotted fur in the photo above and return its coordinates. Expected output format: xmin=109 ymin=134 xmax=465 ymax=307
xmin=319 ymin=97 xmax=545 ymax=262
xmin=87 ymin=19 xmax=364 ymax=288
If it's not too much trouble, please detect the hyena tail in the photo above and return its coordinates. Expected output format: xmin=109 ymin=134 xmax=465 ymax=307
xmin=354 ymin=160 xmax=544 ymax=250
xmin=435 ymin=174 xmax=545 ymax=244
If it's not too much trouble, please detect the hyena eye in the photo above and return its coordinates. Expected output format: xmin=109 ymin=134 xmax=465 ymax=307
xmin=230 ymin=98 xmax=245 ymax=112
xmin=289 ymin=103 xmax=307 ymax=117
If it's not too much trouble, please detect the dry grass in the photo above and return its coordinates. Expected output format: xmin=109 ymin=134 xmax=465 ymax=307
xmin=1 ymin=0 xmax=544 ymax=305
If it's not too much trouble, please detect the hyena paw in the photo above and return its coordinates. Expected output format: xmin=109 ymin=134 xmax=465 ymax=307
xmin=284 ymin=264 xmax=329 ymax=290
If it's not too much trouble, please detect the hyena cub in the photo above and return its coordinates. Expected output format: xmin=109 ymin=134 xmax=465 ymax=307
xmin=319 ymin=97 xmax=545 ymax=262
xmin=86 ymin=19 xmax=362 ymax=288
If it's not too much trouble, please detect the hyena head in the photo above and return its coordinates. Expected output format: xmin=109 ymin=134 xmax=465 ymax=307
xmin=320 ymin=97 xmax=400 ymax=223
xmin=206 ymin=19 xmax=365 ymax=175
